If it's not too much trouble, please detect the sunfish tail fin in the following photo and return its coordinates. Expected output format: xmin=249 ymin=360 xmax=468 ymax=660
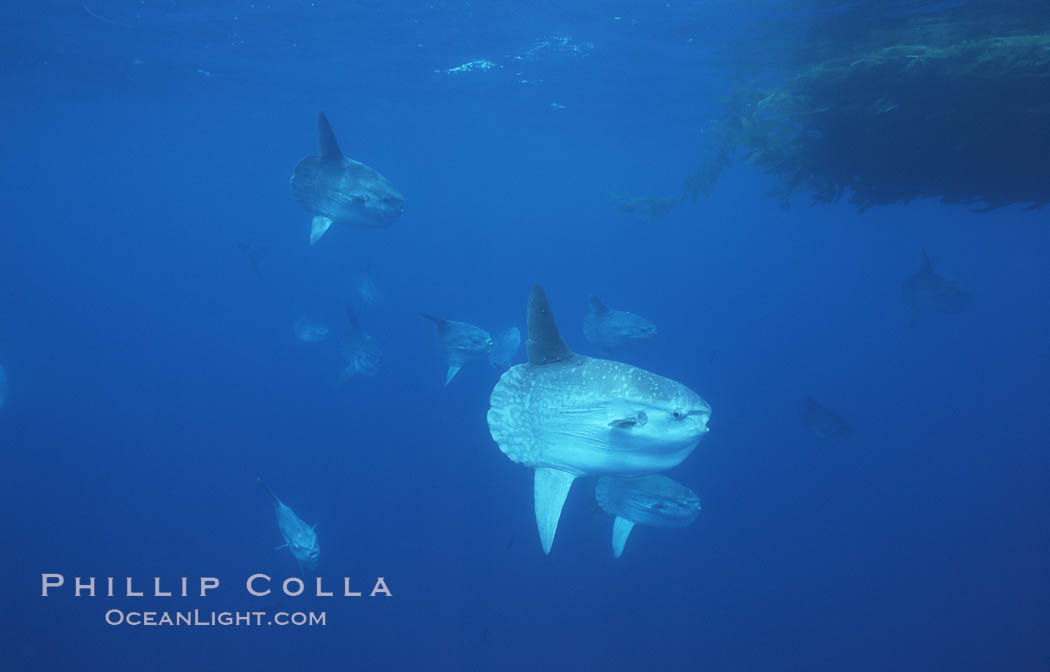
xmin=527 ymin=285 xmax=573 ymax=365
xmin=534 ymin=468 xmax=577 ymax=554
xmin=611 ymin=516 xmax=636 ymax=558
xmin=317 ymin=113 xmax=344 ymax=160
xmin=257 ymin=477 xmax=281 ymax=506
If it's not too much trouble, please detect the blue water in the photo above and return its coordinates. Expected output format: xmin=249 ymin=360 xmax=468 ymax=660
xmin=1 ymin=2 xmax=1048 ymax=670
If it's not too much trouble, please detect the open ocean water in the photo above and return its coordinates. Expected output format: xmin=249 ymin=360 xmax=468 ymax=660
xmin=0 ymin=1 xmax=1047 ymax=670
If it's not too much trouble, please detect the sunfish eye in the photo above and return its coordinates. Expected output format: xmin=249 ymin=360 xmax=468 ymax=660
xmin=672 ymin=410 xmax=683 ymax=420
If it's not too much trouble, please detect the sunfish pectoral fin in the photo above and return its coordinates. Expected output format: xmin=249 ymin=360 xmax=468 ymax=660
xmin=534 ymin=468 xmax=577 ymax=554
xmin=444 ymin=365 xmax=461 ymax=387
xmin=611 ymin=516 xmax=636 ymax=558
xmin=310 ymin=216 xmax=334 ymax=245
xmin=608 ymin=411 xmax=647 ymax=428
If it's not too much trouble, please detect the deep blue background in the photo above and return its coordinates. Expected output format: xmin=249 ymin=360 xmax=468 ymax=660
xmin=0 ymin=1 xmax=1047 ymax=670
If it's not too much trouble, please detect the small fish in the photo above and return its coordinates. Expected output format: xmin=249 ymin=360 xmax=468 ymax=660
xmin=799 ymin=396 xmax=852 ymax=440
xmin=290 ymin=113 xmax=405 ymax=245
xmin=293 ymin=316 xmax=329 ymax=344
xmin=340 ymin=305 xmax=382 ymax=382
xmin=902 ymin=251 xmax=973 ymax=326
xmin=420 ymin=313 xmax=494 ymax=387
xmin=583 ymin=296 xmax=657 ymax=352
xmin=595 ymin=474 xmax=702 ymax=558
xmin=489 ymin=327 xmax=522 ymax=370
xmin=257 ymin=478 xmax=319 ymax=571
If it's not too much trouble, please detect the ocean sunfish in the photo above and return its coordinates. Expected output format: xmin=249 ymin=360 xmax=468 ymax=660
xmin=901 ymin=250 xmax=973 ymax=326
xmin=420 ymin=313 xmax=494 ymax=387
xmin=583 ymin=296 xmax=657 ymax=352
xmin=340 ymin=305 xmax=383 ymax=382
xmin=257 ymin=478 xmax=319 ymax=571
xmin=799 ymin=395 xmax=852 ymax=440
xmin=489 ymin=326 xmax=522 ymax=370
xmin=487 ymin=285 xmax=711 ymax=554
xmin=293 ymin=316 xmax=329 ymax=344
xmin=356 ymin=273 xmax=383 ymax=306
xmin=595 ymin=474 xmax=702 ymax=558
xmin=290 ymin=113 xmax=405 ymax=245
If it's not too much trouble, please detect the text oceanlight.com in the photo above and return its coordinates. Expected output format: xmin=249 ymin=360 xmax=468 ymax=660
xmin=105 ymin=609 xmax=327 ymax=627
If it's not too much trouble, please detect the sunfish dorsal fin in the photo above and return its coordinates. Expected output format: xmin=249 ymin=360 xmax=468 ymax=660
xmin=611 ymin=516 xmax=636 ymax=558
xmin=317 ymin=113 xmax=344 ymax=160
xmin=919 ymin=250 xmax=933 ymax=274
xmin=419 ymin=313 xmax=448 ymax=331
xmin=257 ymin=477 xmax=281 ymax=506
xmin=527 ymin=285 xmax=573 ymax=365
xmin=534 ymin=468 xmax=576 ymax=554
xmin=588 ymin=295 xmax=609 ymax=315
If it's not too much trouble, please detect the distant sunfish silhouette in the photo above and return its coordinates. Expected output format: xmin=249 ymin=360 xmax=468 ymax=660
xmin=799 ymin=395 xmax=852 ymax=440
xmin=293 ymin=316 xmax=329 ymax=344
xmin=583 ymin=296 xmax=657 ymax=352
xmin=487 ymin=285 xmax=711 ymax=554
xmin=420 ymin=313 xmax=494 ymax=387
xmin=355 ymin=273 xmax=383 ymax=306
xmin=595 ymin=474 xmax=701 ymax=558
xmin=901 ymin=250 xmax=973 ymax=326
xmin=291 ymin=113 xmax=405 ymax=245
xmin=257 ymin=478 xmax=319 ymax=571
xmin=340 ymin=304 xmax=383 ymax=382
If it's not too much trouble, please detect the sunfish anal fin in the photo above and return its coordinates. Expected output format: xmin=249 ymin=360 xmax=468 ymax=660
xmin=527 ymin=285 xmax=573 ymax=365
xmin=611 ymin=516 xmax=636 ymax=558
xmin=310 ymin=216 xmax=333 ymax=245
xmin=534 ymin=468 xmax=576 ymax=554
xmin=317 ymin=112 xmax=344 ymax=160
xmin=444 ymin=365 xmax=461 ymax=387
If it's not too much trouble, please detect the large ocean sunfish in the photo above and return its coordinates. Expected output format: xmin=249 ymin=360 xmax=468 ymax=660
xmin=290 ymin=113 xmax=405 ymax=245
xmin=595 ymin=474 xmax=702 ymax=558
xmin=487 ymin=285 xmax=711 ymax=554
xmin=257 ymin=478 xmax=320 ymax=571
